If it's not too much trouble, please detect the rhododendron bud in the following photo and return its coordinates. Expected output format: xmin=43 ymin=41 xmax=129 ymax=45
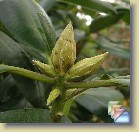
xmin=51 ymin=22 xmax=76 ymax=75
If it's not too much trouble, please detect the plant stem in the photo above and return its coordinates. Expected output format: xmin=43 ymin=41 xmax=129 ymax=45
xmin=50 ymin=87 xmax=66 ymax=122
xmin=65 ymin=78 xmax=130 ymax=100
xmin=63 ymin=98 xmax=73 ymax=116
xmin=0 ymin=64 xmax=55 ymax=84
xmin=65 ymin=79 xmax=121 ymax=89
xmin=50 ymin=77 xmax=66 ymax=122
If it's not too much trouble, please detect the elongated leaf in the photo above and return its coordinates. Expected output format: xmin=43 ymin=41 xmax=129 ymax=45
xmin=21 ymin=45 xmax=48 ymax=64
xmin=57 ymin=0 xmax=117 ymax=15
xmin=37 ymin=13 xmax=56 ymax=55
xmin=117 ymin=79 xmax=130 ymax=87
xmin=116 ymin=76 xmax=130 ymax=98
xmin=0 ymin=108 xmax=72 ymax=123
xmin=0 ymin=31 xmax=47 ymax=108
xmin=0 ymin=31 xmax=31 ymax=67
xmin=116 ymin=75 xmax=130 ymax=79
xmin=122 ymin=10 xmax=130 ymax=25
xmin=75 ymin=87 xmax=124 ymax=114
xmin=60 ymin=116 xmax=72 ymax=123
xmin=115 ymin=6 xmax=130 ymax=14
xmin=96 ymin=36 xmax=130 ymax=59
xmin=0 ymin=75 xmax=30 ymax=114
xmin=90 ymin=6 xmax=130 ymax=32
xmin=115 ymin=6 xmax=130 ymax=25
xmin=0 ymin=75 xmax=19 ymax=103
xmin=0 ymin=0 xmax=55 ymax=57
xmin=0 ymin=96 xmax=32 ymax=112
xmin=90 ymin=15 xmax=120 ymax=32
xmin=40 ymin=0 xmax=55 ymax=12
xmin=0 ymin=108 xmax=52 ymax=123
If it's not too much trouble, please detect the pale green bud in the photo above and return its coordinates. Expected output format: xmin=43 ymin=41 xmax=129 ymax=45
xmin=51 ymin=22 xmax=76 ymax=75
xmin=32 ymin=60 xmax=56 ymax=78
xmin=47 ymin=88 xmax=61 ymax=106
xmin=65 ymin=52 xmax=108 ymax=82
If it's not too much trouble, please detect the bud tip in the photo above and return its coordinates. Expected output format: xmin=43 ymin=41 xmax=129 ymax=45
xmin=65 ymin=21 xmax=73 ymax=31
xmin=104 ymin=52 xmax=109 ymax=56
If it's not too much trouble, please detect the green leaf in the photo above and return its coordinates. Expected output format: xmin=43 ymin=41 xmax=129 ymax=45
xmin=40 ymin=0 xmax=55 ymax=12
xmin=118 ymin=79 xmax=130 ymax=98
xmin=115 ymin=6 xmax=130 ymax=14
xmin=60 ymin=116 xmax=72 ymax=123
xmin=90 ymin=15 xmax=120 ymax=33
xmin=0 ymin=108 xmax=72 ymax=123
xmin=82 ymin=8 xmax=97 ymax=18
xmin=116 ymin=75 xmax=130 ymax=79
xmin=96 ymin=36 xmax=130 ymax=59
xmin=117 ymin=79 xmax=130 ymax=87
xmin=90 ymin=6 xmax=130 ymax=32
xmin=0 ymin=31 xmax=31 ymax=67
xmin=37 ymin=13 xmax=56 ymax=55
xmin=75 ymin=87 xmax=124 ymax=114
xmin=57 ymin=0 xmax=117 ymax=15
xmin=0 ymin=108 xmax=52 ymax=123
xmin=0 ymin=75 xmax=19 ymax=103
xmin=0 ymin=98 xmax=29 ymax=112
xmin=0 ymin=31 xmax=47 ymax=108
xmin=21 ymin=45 xmax=48 ymax=64
xmin=122 ymin=10 xmax=130 ymax=25
xmin=0 ymin=0 xmax=55 ymax=57
xmin=0 ymin=76 xmax=31 ymax=112
xmin=115 ymin=6 xmax=130 ymax=25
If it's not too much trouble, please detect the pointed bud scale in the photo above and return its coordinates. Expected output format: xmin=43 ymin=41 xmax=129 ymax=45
xmin=51 ymin=22 xmax=76 ymax=75
xmin=66 ymin=52 xmax=108 ymax=82
xmin=32 ymin=60 xmax=56 ymax=78
xmin=47 ymin=88 xmax=61 ymax=106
